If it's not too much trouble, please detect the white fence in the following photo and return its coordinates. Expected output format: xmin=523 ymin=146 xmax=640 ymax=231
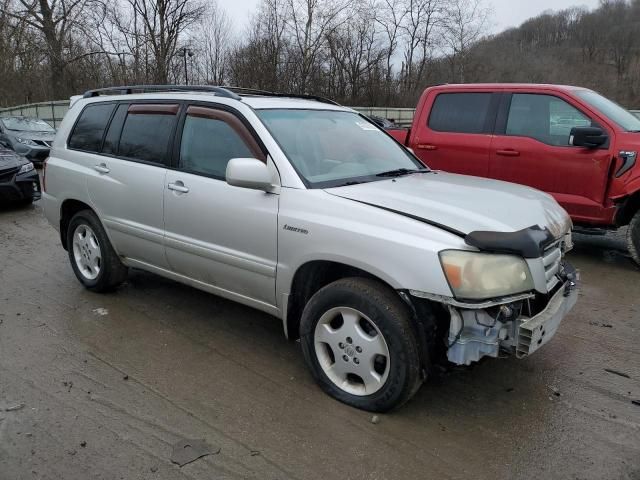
xmin=1 ymin=99 xmax=638 ymax=129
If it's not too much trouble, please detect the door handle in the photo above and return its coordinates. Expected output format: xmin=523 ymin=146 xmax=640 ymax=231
xmin=416 ymin=143 xmax=438 ymax=151
xmin=168 ymin=181 xmax=189 ymax=193
xmin=496 ymin=149 xmax=520 ymax=157
xmin=94 ymin=163 xmax=110 ymax=174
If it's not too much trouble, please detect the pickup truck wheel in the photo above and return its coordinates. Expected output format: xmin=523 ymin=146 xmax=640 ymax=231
xmin=300 ymin=277 xmax=422 ymax=412
xmin=67 ymin=210 xmax=128 ymax=292
xmin=628 ymin=211 xmax=640 ymax=268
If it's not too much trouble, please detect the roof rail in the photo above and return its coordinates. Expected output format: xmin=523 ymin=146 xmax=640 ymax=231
xmin=223 ymin=86 xmax=340 ymax=106
xmin=82 ymin=85 xmax=241 ymax=100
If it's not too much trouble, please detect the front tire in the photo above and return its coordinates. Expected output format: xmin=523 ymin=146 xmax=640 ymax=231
xmin=66 ymin=210 xmax=128 ymax=292
xmin=628 ymin=210 xmax=640 ymax=268
xmin=300 ymin=277 xmax=423 ymax=412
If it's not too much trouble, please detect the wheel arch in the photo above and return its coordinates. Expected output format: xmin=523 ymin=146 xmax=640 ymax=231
xmin=615 ymin=189 xmax=640 ymax=227
xmin=59 ymin=199 xmax=95 ymax=250
xmin=284 ymin=260 xmax=398 ymax=341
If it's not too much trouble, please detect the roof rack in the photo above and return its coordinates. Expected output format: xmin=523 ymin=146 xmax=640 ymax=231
xmin=223 ymin=86 xmax=340 ymax=106
xmin=82 ymin=84 xmax=340 ymax=106
xmin=82 ymin=85 xmax=241 ymax=100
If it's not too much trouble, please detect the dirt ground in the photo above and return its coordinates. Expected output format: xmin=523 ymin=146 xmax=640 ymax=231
xmin=0 ymin=200 xmax=639 ymax=480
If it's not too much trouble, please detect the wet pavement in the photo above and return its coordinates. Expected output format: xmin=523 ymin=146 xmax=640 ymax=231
xmin=0 ymin=201 xmax=639 ymax=480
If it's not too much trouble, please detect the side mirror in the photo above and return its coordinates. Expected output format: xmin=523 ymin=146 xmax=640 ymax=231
xmin=569 ymin=126 xmax=608 ymax=148
xmin=226 ymin=158 xmax=272 ymax=191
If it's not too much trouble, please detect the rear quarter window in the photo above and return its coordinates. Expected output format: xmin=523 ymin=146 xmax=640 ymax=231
xmin=68 ymin=103 xmax=116 ymax=152
xmin=428 ymin=93 xmax=493 ymax=134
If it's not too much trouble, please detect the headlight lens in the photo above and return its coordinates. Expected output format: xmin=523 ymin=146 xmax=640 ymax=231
xmin=16 ymin=137 xmax=38 ymax=146
xmin=439 ymin=250 xmax=534 ymax=299
xmin=18 ymin=162 xmax=34 ymax=174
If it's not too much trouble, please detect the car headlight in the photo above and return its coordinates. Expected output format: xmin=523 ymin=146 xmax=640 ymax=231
xmin=16 ymin=137 xmax=38 ymax=146
xmin=18 ymin=162 xmax=34 ymax=174
xmin=438 ymin=250 xmax=534 ymax=299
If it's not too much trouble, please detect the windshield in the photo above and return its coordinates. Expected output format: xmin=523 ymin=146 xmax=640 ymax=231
xmin=0 ymin=117 xmax=55 ymax=132
xmin=256 ymin=109 xmax=425 ymax=188
xmin=575 ymin=90 xmax=640 ymax=132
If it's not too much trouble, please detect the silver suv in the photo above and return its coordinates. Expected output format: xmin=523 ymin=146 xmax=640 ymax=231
xmin=43 ymin=86 xmax=578 ymax=411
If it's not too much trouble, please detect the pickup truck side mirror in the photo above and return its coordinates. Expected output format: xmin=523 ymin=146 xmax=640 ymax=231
xmin=226 ymin=158 xmax=272 ymax=191
xmin=569 ymin=126 xmax=608 ymax=148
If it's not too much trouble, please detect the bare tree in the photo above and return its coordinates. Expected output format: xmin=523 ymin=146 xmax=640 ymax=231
xmin=442 ymin=0 xmax=490 ymax=83
xmin=195 ymin=1 xmax=231 ymax=85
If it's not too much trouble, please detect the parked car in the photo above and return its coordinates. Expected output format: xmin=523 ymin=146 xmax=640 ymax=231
xmin=367 ymin=114 xmax=398 ymax=129
xmin=386 ymin=84 xmax=640 ymax=266
xmin=0 ymin=116 xmax=56 ymax=165
xmin=43 ymin=85 xmax=577 ymax=412
xmin=0 ymin=146 xmax=41 ymax=204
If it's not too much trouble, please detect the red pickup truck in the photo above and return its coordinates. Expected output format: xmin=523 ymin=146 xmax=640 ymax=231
xmin=387 ymin=84 xmax=640 ymax=266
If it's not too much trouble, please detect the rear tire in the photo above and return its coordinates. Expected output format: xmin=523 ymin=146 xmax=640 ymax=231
xmin=66 ymin=210 xmax=128 ymax=292
xmin=300 ymin=277 xmax=423 ymax=412
xmin=627 ymin=210 xmax=640 ymax=268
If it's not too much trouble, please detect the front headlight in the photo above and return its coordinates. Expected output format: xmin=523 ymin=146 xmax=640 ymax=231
xmin=439 ymin=250 xmax=534 ymax=300
xmin=18 ymin=162 xmax=34 ymax=174
xmin=16 ymin=137 xmax=38 ymax=146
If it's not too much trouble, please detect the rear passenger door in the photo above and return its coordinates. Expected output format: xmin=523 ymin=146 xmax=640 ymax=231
xmin=78 ymin=102 xmax=179 ymax=268
xmin=412 ymin=91 xmax=499 ymax=177
xmin=163 ymin=104 xmax=279 ymax=306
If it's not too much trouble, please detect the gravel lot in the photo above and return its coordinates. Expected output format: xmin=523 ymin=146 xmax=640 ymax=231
xmin=1 ymin=201 xmax=639 ymax=480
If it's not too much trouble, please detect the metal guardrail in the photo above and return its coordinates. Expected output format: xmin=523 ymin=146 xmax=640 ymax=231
xmin=0 ymin=101 xmax=638 ymax=129
xmin=0 ymin=100 xmax=70 ymax=128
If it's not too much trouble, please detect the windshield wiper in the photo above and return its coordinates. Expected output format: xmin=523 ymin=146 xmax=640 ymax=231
xmin=375 ymin=168 xmax=427 ymax=177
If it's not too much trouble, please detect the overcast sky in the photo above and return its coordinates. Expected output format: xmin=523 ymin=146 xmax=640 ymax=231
xmin=222 ymin=0 xmax=601 ymax=34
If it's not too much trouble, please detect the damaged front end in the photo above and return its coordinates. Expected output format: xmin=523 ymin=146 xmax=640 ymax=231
xmin=412 ymin=226 xmax=579 ymax=366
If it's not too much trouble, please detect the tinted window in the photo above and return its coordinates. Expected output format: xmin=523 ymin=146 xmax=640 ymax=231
xmin=180 ymin=114 xmax=254 ymax=178
xmin=102 ymin=104 xmax=128 ymax=154
xmin=506 ymin=94 xmax=592 ymax=146
xmin=68 ymin=103 xmax=115 ymax=152
xmin=118 ymin=110 xmax=177 ymax=163
xmin=428 ymin=93 xmax=492 ymax=133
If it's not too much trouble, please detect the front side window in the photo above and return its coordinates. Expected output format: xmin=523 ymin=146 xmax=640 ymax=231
xmin=428 ymin=93 xmax=493 ymax=134
xmin=68 ymin=104 xmax=115 ymax=152
xmin=179 ymin=106 xmax=260 ymax=178
xmin=257 ymin=109 xmax=424 ymax=188
xmin=117 ymin=104 xmax=178 ymax=163
xmin=506 ymin=94 xmax=592 ymax=146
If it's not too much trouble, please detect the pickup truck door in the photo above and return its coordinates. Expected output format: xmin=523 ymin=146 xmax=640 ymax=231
xmin=163 ymin=105 xmax=279 ymax=307
xmin=489 ymin=92 xmax=614 ymax=223
xmin=410 ymin=91 xmax=500 ymax=177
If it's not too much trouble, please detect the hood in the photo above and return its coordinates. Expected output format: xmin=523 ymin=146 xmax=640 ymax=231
xmin=6 ymin=130 xmax=56 ymax=142
xmin=325 ymin=172 xmax=571 ymax=238
xmin=0 ymin=147 xmax=26 ymax=171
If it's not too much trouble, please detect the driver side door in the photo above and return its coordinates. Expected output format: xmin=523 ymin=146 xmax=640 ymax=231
xmin=489 ymin=92 xmax=614 ymax=222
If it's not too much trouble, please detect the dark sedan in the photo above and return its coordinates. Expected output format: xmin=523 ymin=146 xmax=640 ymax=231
xmin=0 ymin=146 xmax=41 ymax=205
xmin=0 ymin=116 xmax=56 ymax=165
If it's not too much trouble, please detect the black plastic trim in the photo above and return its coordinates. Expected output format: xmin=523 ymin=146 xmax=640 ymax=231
xmin=465 ymin=225 xmax=555 ymax=258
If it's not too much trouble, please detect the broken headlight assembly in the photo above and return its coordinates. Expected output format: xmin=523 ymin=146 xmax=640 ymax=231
xmin=438 ymin=250 xmax=534 ymax=300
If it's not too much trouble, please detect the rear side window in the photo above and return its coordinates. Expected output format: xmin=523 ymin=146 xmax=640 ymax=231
xmin=179 ymin=106 xmax=263 ymax=179
xmin=117 ymin=104 xmax=179 ymax=164
xmin=102 ymin=104 xmax=128 ymax=154
xmin=428 ymin=93 xmax=492 ymax=134
xmin=68 ymin=103 xmax=115 ymax=152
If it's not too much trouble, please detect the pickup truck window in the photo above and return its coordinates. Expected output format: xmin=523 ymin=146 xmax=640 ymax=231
xmin=575 ymin=89 xmax=640 ymax=132
xmin=506 ymin=94 xmax=591 ymax=146
xmin=428 ymin=93 xmax=492 ymax=134
xmin=257 ymin=109 xmax=423 ymax=188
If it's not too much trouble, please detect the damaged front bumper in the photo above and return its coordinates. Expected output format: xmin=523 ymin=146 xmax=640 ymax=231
xmin=425 ymin=263 xmax=579 ymax=366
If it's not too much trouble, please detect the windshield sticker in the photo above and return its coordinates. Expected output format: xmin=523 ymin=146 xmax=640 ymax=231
xmin=356 ymin=121 xmax=380 ymax=131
